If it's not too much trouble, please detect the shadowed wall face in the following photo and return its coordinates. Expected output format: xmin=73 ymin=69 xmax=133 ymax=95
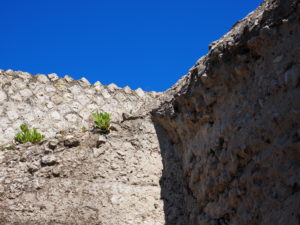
xmin=154 ymin=123 xmax=189 ymax=225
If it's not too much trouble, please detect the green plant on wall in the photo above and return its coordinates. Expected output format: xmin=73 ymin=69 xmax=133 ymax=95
xmin=15 ymin=124 xmax=45 ymax=144
xmin=92 ymin=112 xmax=111 ymax=134
xmin=82 ymin=126 xmax=88 ymax=132
xmin=0 ymin=145 xmax=16 ymax=151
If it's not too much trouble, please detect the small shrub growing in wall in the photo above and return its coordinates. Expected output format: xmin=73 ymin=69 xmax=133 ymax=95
xmin=92 ymin=112 xmax=111 ymax=134
xmin=15 ymin=124 xmax=45 ymax=144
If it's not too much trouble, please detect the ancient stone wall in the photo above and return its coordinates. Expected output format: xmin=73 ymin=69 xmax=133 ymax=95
xmin=1 ymin=0 xmax=299 ymax=224
xmin=0 ymin=71 xmax=164 ymax=225
xmin=153 ymin=0 xmax=300 ymax=224
xmin=0 ymin=70 xmax=160 ymax=146
xmin=0 ymin=112 xmax=165 ymax=225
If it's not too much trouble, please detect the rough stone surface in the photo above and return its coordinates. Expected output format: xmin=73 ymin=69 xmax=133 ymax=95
xmin=0 ymin=70 xmax=159 ymax=146
xmin=0 ymin=0 xmax=300 ymax=224
xmin=0 ymin=117 xmax=164 ymax=225
xmin=153 ymin=0 xmax=300 ymax=224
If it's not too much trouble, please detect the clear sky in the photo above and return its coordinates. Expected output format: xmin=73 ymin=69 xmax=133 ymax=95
xmin=0 ymin=0 xmax=262 ymax=91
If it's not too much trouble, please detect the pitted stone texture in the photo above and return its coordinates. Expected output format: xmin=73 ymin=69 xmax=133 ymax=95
xmin=153 ymin=0 xmax=300 ymax=224
xmin=0 ymin=116 xmax=164 ymax=225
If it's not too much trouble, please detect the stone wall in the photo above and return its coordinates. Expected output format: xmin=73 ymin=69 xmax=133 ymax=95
xmin=153 ymin=0 xmax=300 ymax=224
xmin=0 ymin=70 xmax=161 ymax=146
xmin=0 ymin=111 xmax=165 ymax=225
xmin=0 ymin=71 xmax=165 ymax=225
xmin=1 ymin=0 xmax=300 ymax=224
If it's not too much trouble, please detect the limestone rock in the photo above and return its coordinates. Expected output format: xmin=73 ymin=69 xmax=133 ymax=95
xmin=78 ymin=77 xmax=91 ymax=87
xmin=48 ymin=73 xmax=59 ymax=81
xmin=64 ymin=137 xmax=80 ymax=148
xmin=107 ymin=83 xmax=118 ymax=92
xmin=123 ymin=86 xmax=132 ymax=94
xmin=135 ymin=88 xmax=145 ymax=98
xmin=48 ymin=139 xmax=59 ymax=150
xmin=0 ymin=90 xmax=7 ymax=102
xmin=96 ymin=135 xmax=106 ymax=147
xmin=41 ymin=155 xmax=58 ymax=166
xmin=36 ymin=74 xmax=49 ymax=83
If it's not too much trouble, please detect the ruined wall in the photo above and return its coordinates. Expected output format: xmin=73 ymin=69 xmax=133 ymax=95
xmin=0 ymin=113 xmax=165 ymax=225
xmin=0 ymin=69 xmax=160 ymax=146
xmin=0 ymin=70 xmax=165 ymax=224
xmin=0 ymin=72 xmax=165 ymax=225
xmin=1 ymin=0 xmax=300 ymax=224
xmin=153 ymin=0 xmax=300 ymax=224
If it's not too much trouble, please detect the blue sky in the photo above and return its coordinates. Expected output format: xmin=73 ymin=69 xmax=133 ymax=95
xmin=0 ymin=0 xmax=262 ymax=91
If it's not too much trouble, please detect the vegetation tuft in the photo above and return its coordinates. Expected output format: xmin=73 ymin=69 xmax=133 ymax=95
xmin=82 ymin=126 xmax=88 ymax=132
xmin=0 ymin=145 xmax=16 ymax=151
xmin=15 ymin=124 xmax=45 ymax=144
xmin=92 ymin=112 xmax=111 ymax=134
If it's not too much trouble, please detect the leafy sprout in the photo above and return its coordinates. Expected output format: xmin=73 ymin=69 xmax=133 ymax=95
xmin=0 ymin=145 xmax=16 ymax=151
xmin=92 ymin=112 xmax=111 ymax=134
xmin=15 ymin=124 xmax=45 ymax=144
